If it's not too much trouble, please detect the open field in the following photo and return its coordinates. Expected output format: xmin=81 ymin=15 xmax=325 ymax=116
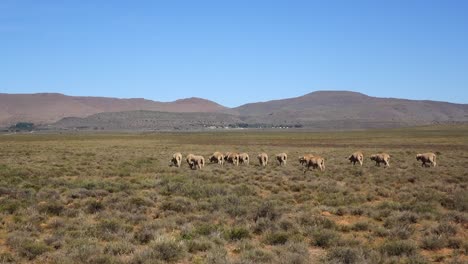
xmin=0 ymin=126 xmax=467 ymax=263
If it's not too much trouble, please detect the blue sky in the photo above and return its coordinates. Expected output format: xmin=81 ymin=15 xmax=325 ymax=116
xmin=1 ymin=0 xmax=467 ymax=107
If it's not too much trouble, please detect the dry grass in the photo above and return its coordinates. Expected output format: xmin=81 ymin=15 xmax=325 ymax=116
xmin=0 ymin=125 xmax=467 ymax=263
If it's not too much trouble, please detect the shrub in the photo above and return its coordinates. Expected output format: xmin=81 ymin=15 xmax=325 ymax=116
xmin=194 ymin=222 xmax=217 ymax=236
xmin=186 ymin=239 xmax=212 ymax=253
xmin=0 ymin=200 xmax=22 ymax=214
xmin=397 ymin=211 xmax=419 ymax=224
xmin=224 ymin=227 xmax=250 ymax=241
xmin=326 ymin=247 xmax=362 ymax=264
xmin=135 ymin=239 xmax=185 ymax=263
xmin=447 ymin=238 xmax=463 ymax=249
xmin=373 ymin=226 xmax=390 ymax=237
xmin=389 ymin=224 xmax=415 ymax=240
xmin=431 ymin=222 xmax=457 ymax=236
xmin=89 ymin=218 xmax=129 ymax=241
xmin=241 ymin=249 xmax=274 ymax=263
xmin=299 ymin=214 xmax=336 ymax=229
xmin=160 ymin=197 xmax=193 ymax=213
xmin=264 ymin=231 xmax=289 ymax=245
xmin=420 ymin=235 xmax=447 ymax=250
xmin=37 ymin=201 xmax=64 ymax=215
xmin=453 ymin=190 xmax=468 ymax=212
xmin=86 ymin=200 xmax=104 ymax=214
xmin=254 ymin=201 xmax=280 ymax=221
xmin=0 ymin=252 xmax=15 ymax=263
xmin=310 ymin=229 xmax=340 ymax=248
xmin=43 ymin=234 xmax=63 ymax=249
xmin=205 ymin=246 xmax=229 ymax=264
xmin=351 ymin=221 xmax=370 ymax=231
xmin=6 ymin=233 xmax=50 ymax=260
xmin=379 ymin=240 xmax=417 ymax=257
xmin=133 ymin=226 xmax=155 ymax=244
xmin=104 ymin=241 xmax=135 ymax=255
xmin=275 ymin=242 xmax=310 ymax=264
xmin=252 ymin=217 xmax=274 ymax=235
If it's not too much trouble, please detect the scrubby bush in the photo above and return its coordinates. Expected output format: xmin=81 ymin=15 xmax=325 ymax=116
xmin=104 ymin=241 xmax=135 ymax=255
xmin=6 ymin=233 xmax=50 ymax=260
xmin=160 ymin=197 xmax=193 ymax=213
xmin=205 ymin=246 xmax=229 ymax=264
xmin=133 ymin=226 xmax=155 ymax=244
xmin=326 ymin=246 xmax=362 ymax=264
xmin=351 ymin=221 xmax=370 ymax=231
xmin=134 ymin=239 xmax=185 ymax=263
xmin=420 ymin=235 xmax=446 ymax=250
xmin=310 ymin=229 xmax=340 ymax=248
xmin=254 ymin=201 xmax=280 ymax=222
xmin=186 ymin=238 xmax=212 ymax=253
xmin=37 ymin=201 xmax=64 ymax=215
xmin=299 ymin=214 xmax=336 ymax=229
xmin=224 ymin=227 xmax=250 ymax=241
xmin=275 ymin=242 xmax=310 ymax=264
xmin=431 ymin=222 xmax=458 ymax=236
xmin=241 ymin=249 xmax=274 ymax=263
xmin=86 ymin=199 xmax=104 ymax=214
xmin=264 ymin=231 xmax=289 ymax=245
xmin=379 ymin=240 xmax=417 ymax=257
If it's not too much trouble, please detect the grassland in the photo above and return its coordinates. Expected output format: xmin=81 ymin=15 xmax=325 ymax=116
xmin=0 ymin=126 xmax=467 ymax=263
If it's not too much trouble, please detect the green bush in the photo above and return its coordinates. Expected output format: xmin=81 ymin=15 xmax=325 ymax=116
xmin=420 ymin=235 xmax=446 ymax=250
xmin=326 ymin=246 xmax=362 ymax=264
xmin=275 ymin=242 xmax=310 ymax=264
xmin=379 ymin=240 xmax=417 ymax=257
xmin=241 ymin=249 xmax=274 ymax=263
xmin=186 ymin=239 xmax=212 ymax=253
xmin=254 ymin=201 xmax=280 ymax=221
xmin=299 ymin=214 xmax=336 ymax=229
xmin=160 ymin=197 xmax=193 ymax=213
xmin=224 ymin=227 xmax=250 ymax=241
xmin=6 ymin=234 xmax=50 ymax=260
xmin=86 ymin=200 xmax=104 ymax=214
xmin=104 ymin=241 xmax=135 ymax=255
xmin=0 ymin=200 xmax=23 ymax=214
xmin=37 ymin=201 xmax=64 ymax=215
xmin=133 ymin=226 xmax=155 ymax=244
xmin=431 ymin=222 xmax=457 ymax=236
xmin=311 ymin=229 xmax=340 ymax=248
xmin=135 ymin=239 xmax=185 ymax=263
xmin=351 ymin=221 xmax=370 ymax=231
xmin=264 ymin=231 xmax=289 ymax=245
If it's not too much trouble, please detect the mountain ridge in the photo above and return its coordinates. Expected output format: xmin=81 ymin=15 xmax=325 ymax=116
xmin=1 ymin=91 xmax=467 ymax=129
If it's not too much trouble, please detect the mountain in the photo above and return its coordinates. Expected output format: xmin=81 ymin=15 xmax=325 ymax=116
xmin=234 ymin=91 xmax=468 ymax=125
xmin=1 ymin=91 xmax=467 ymax=130
xmin=0 ymin=93 xmax=230 ymax=126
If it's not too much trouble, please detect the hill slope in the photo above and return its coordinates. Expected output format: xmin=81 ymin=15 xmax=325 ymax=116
xmin=0 ymin=93 xmax=230 ymax=126
xmin=235 ymin=91 xmax=468 ymax=124
xmin=53 ymin=111 xmax=242 ymax=131
xmin=1 ymin=91 xmax=467 ymax=130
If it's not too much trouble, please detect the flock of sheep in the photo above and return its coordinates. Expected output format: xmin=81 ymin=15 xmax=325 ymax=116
xmin=170 ymin=151 xmax=437 ymax=172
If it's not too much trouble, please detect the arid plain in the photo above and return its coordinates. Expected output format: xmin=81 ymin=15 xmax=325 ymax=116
xmin=0 ymin=126 xmax=467 ymax=263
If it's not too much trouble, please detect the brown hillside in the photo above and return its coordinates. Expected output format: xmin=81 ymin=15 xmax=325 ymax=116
xmin=0 ymin=93 xmax=230 ymax=126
